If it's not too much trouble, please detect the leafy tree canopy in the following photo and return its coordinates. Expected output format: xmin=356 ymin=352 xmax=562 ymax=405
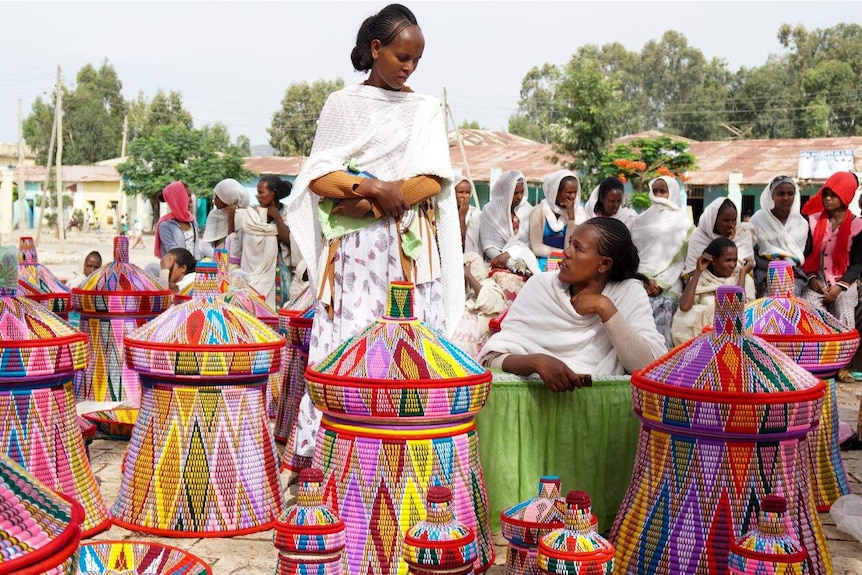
xmin=268 ymin=78 xmax=345 ymax=156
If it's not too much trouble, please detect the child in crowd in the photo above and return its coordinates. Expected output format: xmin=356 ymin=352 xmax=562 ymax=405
xmin=66 ymin=251 xmax=103 ymax=289
xmin=145 ymin=247 xmax=196 ymax=293
xmin=671 ymin=237 xmax=755 ymax=346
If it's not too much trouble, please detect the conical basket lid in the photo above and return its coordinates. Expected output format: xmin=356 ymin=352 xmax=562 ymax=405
xmin=728 ymin=496 xmax=808 ymax=572
xmin=402 ymin=486 xmax=478 ymax=570
xmin=306 ymin=282 xmax=491 ymax=421
xmin=537 ymin=491 xmax=615 ymax=573
xmin=501 ymin=476 xmax=565 ymax=543
xmin=124 ymin=262 xmax=284 ymax=378
xmin=634 ymin=285 xmax=825 ymax=435
xmin=0 ymin=246 xmax=89 ymax=379
xmin=16 ymin=236 xmax=71 ymax=314
xmin=274 ymin=468 xmax=345 ymax=553
xmin=0 ymin=454 xmax=84 ymax=575
xmin=219 ymin=272 xmax=278 ymax=327
xmin=744 ymin=261 xmax=859 ymax=372
xmin=72 ymin=236 xmax=172 ymax=314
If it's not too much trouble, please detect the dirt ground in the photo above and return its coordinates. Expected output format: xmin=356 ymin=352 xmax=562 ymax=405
xmin=9 ymin=230 xmax=862 ymax=574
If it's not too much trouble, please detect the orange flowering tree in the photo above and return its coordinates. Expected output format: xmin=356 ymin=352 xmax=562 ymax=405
xmin=599 ymin=135 xmax=696 ymax=210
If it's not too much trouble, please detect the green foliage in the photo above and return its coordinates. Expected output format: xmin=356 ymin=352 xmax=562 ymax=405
xmin=128 ymin=90 xmax=194 ymax=141
xmin=599 ymin=135 xmax=697 ymax=195
xmin=117 ymin=125 xmax=255 ymax=203
xmin=459 ymin=119 xmax=484 ymax=130
xmin=507 ymin=64 xmax=561 ymax=143
xmin=268 ymin=78 xmax=345 ymax=156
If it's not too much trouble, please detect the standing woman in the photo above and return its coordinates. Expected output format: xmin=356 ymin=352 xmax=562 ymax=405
xmin=683 ymin=196 xmax=754 ymax=276
xmin=286 ymin=4 xmax=463 ymax=456
xmin=584 ymin=176 xmax=637 ymax=229
xmin=243 ymin=174 xmax=292 ymax=308
xmin=631 ymin=176 xmax=693 ymax=348
xmin=529 ymin=169 xmax=586 ymax=271
xmin=479 ymin=169 xmax=539 ymax=275
xmin=202 ymin=178 xmax=250 ymax=265
xmin=153 ymin=181 xmax=200 ymax=260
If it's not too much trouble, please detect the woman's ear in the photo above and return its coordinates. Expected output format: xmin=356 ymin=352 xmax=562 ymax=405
xmin=370 ymin=38 xmax=383 ymax=60
xmin=597 ymin=256 xmax=613 ymax=275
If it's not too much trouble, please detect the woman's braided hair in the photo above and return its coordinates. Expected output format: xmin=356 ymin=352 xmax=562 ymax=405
xmin=582 ymin=217 xmax=647 ymax=283
xmin=351 ymin=4 xmax=419 ymax=72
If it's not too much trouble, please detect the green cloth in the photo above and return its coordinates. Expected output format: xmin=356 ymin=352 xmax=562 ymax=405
xmin=317 ymin=199 xmax=423 ymax=259
xmin=476 ymin=371 xmax=640 ymax=534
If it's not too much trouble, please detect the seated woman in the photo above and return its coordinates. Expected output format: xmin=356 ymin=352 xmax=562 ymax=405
xmin=455 ymin=175 xmax=483 ymax=254
xmin=684 ymin=196 xmax=754 ymax=276
xmin=477 ymin=217 xmax=667 ymax=390
xmin=450 ymin=253 xmax=508 ymax=358
xmin=201 ymin=178 xmax=250 ymax=265
xmin=529 ymin=169 xmax=586 ymax=271
xmin=631 ymin=176 xmax=693 ymax=348
xmin=479 ymin=169 xmax=539 ymax=276
xmin=672 ymin=237 xmax=755 ymax=346
xmin=749 ymin=175 xmax=808 ymax=296
xmin=584 ymin=177 xmax=637 ymax=229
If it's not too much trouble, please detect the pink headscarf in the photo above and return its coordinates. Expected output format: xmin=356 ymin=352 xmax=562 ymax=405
xmin=153 ymin=181 xmax=194 ymax=257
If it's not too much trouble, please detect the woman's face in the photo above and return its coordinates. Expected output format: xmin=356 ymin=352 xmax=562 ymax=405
xmin=771 ymin=183 xmax=796 ymax=215
xmin=556 ymin=180 xmax=579 ymax=208
xmin=159 ymin=253 xmax=186 ymax=284
xmin=83 ymin=254 xmax=102 ymax=276
xmin=213 ymin=195 xmax=227 ymax=210
xmin=822 ymin=189 xmax=846 ymax=212
xmin=600 ymin=189 xmax=623 ymax=216
xmin=713 ymin=206 xmax=737 ymax=238
xmin=558 ymin=225 xmax=610 ymax=287
xmin=511 ymin=181 xmax=525 ymax=211
xmin=257 ymin=181 xmax=275 ymax=208
xmin=651 ymin=179 xmax=669 ymax=199
xmin=455 ymin=181 xmax=472 ymax=202
xmin=711 ymin=247 xmax=738 ymax=278
xmin=368 ymin=25 xmax=425 ymax=91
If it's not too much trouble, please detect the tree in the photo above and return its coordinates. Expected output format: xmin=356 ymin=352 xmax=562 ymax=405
xmin=508 ymin=64 xmax=561 ymax=143
xmin=268 ymin=78 xmax=345 ymax=156
xmin=128 ymin=90 xmax=194 ymax=142
xmin=459 ymin=119 xmax=485 ymax=130
xmin=23 ymin=60 xmax=127 ymax=164
xmin=600 ymin=135 xmax=696 ymax=194
xmin=235 ymin=135 xmax=251 ymax=155
xmin=117 ymin=125 xmax=254 ymax=224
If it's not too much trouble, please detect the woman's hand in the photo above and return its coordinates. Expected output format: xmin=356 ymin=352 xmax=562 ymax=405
xmin=332 ymin=198 xmax=373 ymax=218
xmin=809 ymin=277 xmax=827 ymax=295
xmin=561 ymin=195 xmax=576 ymax=219
xmin=531 ymin=355 xmax=590 ymax=392
xmin=740 ymin=258 xmax=754 ymax=274
xmin=824 ymin=284 xmax=844 ymax=304
xmin=644 ymin=278 xmax=662 ymax=297
xmin=570 ymin=292 xmax=616 ymax=322
xmin=355 ymin=179 xmax=409 ymax=220
xmin=696 ymin=253 xmax=713 ymax=274
xmin=489 ymin=252 xmax=511 ymax=269
xmin=266 ymin=204 xmax=283 ymax=221
xmin=457 ymin=195 xmax=470 ymax=219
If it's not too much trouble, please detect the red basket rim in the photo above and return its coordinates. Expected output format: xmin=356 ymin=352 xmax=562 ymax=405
xmin=76 ymin=539 xmax=214 ymax=575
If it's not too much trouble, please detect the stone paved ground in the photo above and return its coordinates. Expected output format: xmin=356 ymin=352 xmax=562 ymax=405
xmin=10 ymin=231 xmax=862 ymax=574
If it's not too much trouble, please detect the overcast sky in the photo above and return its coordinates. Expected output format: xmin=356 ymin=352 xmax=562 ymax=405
xmin=2 ymin=1 xmax=861 ymax=151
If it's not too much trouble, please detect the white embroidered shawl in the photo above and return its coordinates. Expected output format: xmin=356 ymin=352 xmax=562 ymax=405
xmin=749 ymin=179 xmax=807 ymax=265
xmin=684 ymin=196 xmax=755 ymax=274
xmin=540 ymin=169 xmax=587 ymax=232
xmin=584 ymin=184 xmax=637 ymax=228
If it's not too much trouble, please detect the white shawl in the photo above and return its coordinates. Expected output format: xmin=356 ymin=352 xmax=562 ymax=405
xmin=479 ymin=169 xmax=539 ymax=273
xmin=584 ymin=184 xmax=637 ymax=229
xmin=285 ymin=84 xmax=463 ymax=335
xmin=541 ymin=169 xmax=587 ymax=232
xmin=631 ymin=176 xmax=693 ymax=291
xmin=202 ymin=178 xmax=250 ymax=244
xmin=241 ymin=204 xmax=286 ymax=307
xmin=455 ymin=175 xmax=483 ymax=254
xmin=684 ymin=196 xmax=755 ymax=274
xmin=749 ymin=179 xmax=807 ymax=265
xmin=477 ymin=273 xmax=666 ymax=375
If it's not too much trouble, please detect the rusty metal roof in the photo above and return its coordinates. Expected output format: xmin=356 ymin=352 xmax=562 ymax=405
xmin=244 ymin=156 xmax=305 ymax=175
xmin=686 ymin=137 xmax=862 ymax=186
xmin=17 ymin=165 xmax=120 ymax=183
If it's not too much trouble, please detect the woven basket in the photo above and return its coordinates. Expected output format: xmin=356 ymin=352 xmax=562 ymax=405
xmin=77 ymin=540 xmax=212 ymax=575
xmin=280 ymin=306 xmax=315 ymax=472
xmin=402 ymin=486 xmax=478 ymax=575
xmin=16 ymin=236 xmax=71 ymax=319
xmin=728 ymin=496 xmax=808 ymax=575
xmin=745 ymin=260 xmax=859 ymax=511
xmin=611 ymin=286 xmax=829 ymax=575
xmin=537 ymin=492 xmax=614 ymax=575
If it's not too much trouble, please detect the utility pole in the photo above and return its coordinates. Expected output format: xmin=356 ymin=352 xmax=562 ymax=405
xmin=117 ymin=114 xmax=128 ymax=233
xmin=34 ymin=76 xmax=59 ymax=247
xmin=55 ymin=65 xmax=65 ymax=253
xmin=443 ymin=87 xmax=479 ymax=208
xmin=18 ymin=99 xmax=28 ymax=230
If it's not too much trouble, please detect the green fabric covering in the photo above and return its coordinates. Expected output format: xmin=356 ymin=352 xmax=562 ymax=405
xmin=476 ymin=371 xmax=640 ymax=534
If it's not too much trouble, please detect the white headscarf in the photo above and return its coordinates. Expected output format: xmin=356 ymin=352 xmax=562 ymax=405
xmin=202 ymin=179 xmax=250 ymax=244
xmin=631 ymin=176 xmax=692 ymax=290
xmin=480 ymin=169 xmax=530 ymax=255
xmin=585 ymin=183 xmax=637 ymax=229
xmin=749 ymin=176 xmax=807 ymax=265
xmin=541 ymin=169 xmax=586 ymax=232
xmin=684 ymin=196 xmax=755 ymax=274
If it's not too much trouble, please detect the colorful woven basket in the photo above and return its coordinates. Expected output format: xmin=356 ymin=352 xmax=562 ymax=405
xmin=308 ymin=282 xmax=495 ymax=575
xmin=611 ymin=285 xmax=830 ymax=575
xmin=0 ymin=454 xmax=84 ymax=575
xmin=402 ymin=486 xmax=478 ymax=575
xmin=16 ymin=236 xmax=71 ymax=319
xmin=82 ymin=408 xmax=139 ymax=439
xmin=537 ymin=491 xmax=614 ymax=575
xmin=77 ymin=541 xmax=212 ymax=575
xmin=274 ymin=468 xmax=345 ymax=575
xmin=71 ymin=236 xmax=172 ymax=406
xmin=280 ymin=305 xmax=315 ymax=472
xmin=0 ymin=246 xmax=110 ymax=538
xmin=113 ymin=264 xmax=285 ymax=536
xmin=745 ymin=260 xmax=859 ymax=511
xmin=275 ymin=288 xmax=315 ymax=445
xmin=728 ymin=496 xmax=809 ymax=575
xmin=219 ymin=270 xmax=282 ymax=418
xmin=501 ymin=476 xmax=565 ymax=575
xmin=544 ymin=252 xmax=565 ymax=273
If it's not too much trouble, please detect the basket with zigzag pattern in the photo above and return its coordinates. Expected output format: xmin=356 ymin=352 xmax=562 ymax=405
xmin=16 ymin=236 xmax=71 ymax=319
